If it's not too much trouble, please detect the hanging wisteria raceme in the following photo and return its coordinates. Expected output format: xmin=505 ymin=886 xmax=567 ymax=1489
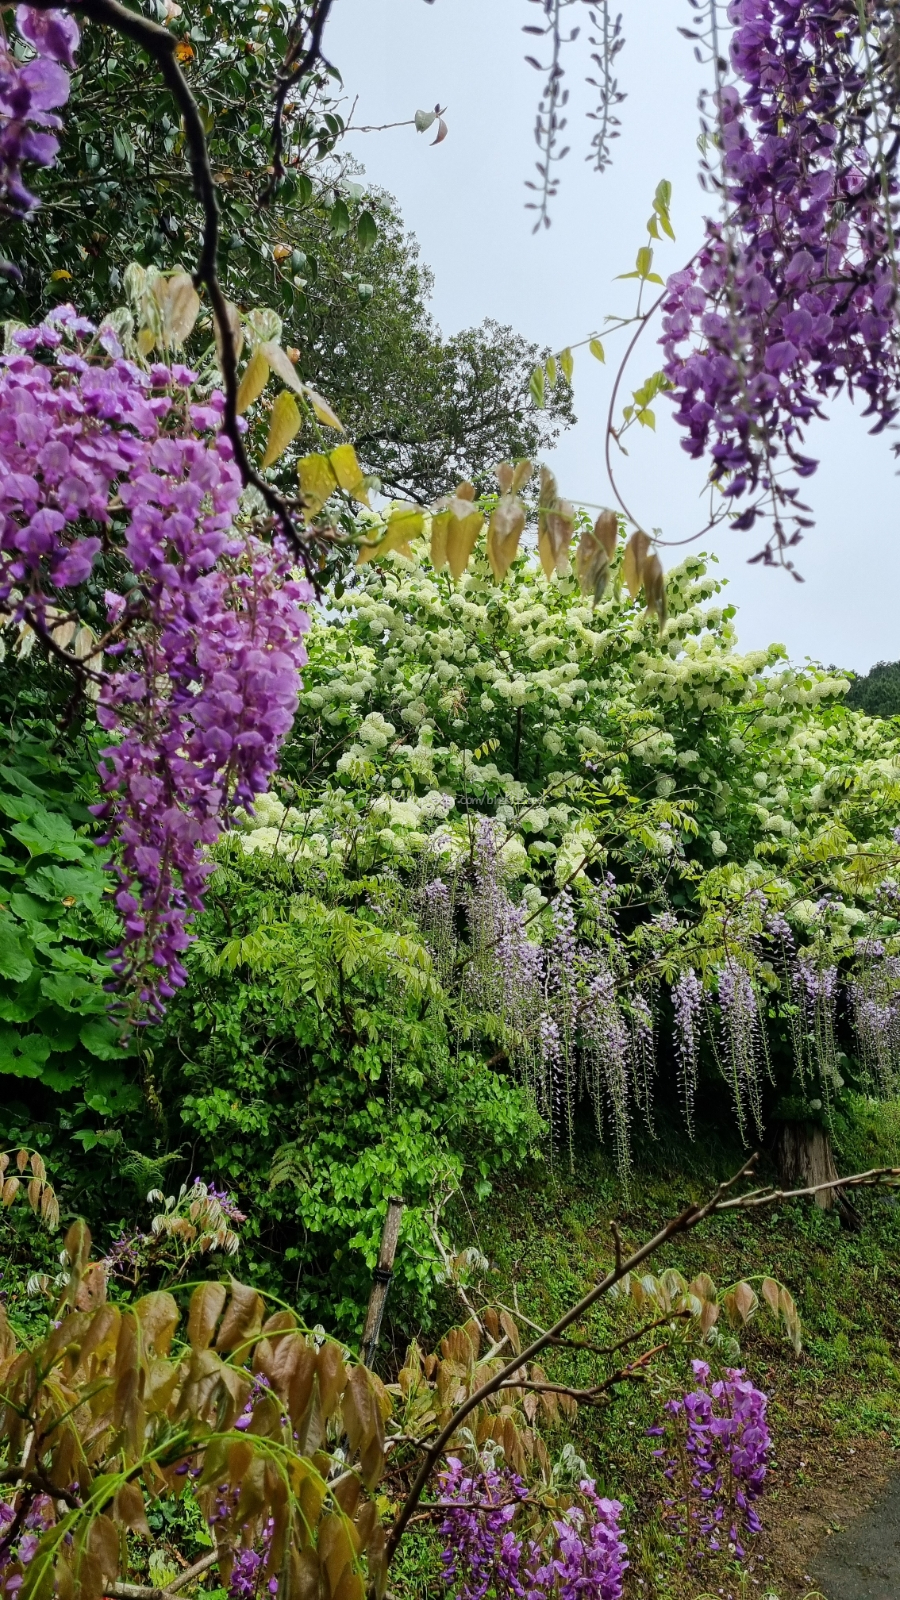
xmin=671 ymin=967 xmax=702 ymax=1138
xmin=437 ymin=1455 xmax=628 ymax=1600
xmin=0 ymin=309 xmax=311 ymax=1008
xmin=714 ymin=958 xmax=765 ymax=1142
xmin=1 ymin=5 xmax=78 ymax=230
xmin=849 ymin=936 xmax=900 ymax=1096
xmin=661 ymin=0 xmax=900 ymax=555
xmin=651 ymin=1361 xmax=771 ymax=1561
xmin=580 ymin=965 xmax=632 ymax=1185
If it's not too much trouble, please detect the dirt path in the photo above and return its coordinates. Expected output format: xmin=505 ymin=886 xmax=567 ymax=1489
xmin=811 ymin=1473 xmax=900 ymax=1600
xmin=754 ymin=1437 xmax=897 ymax=1597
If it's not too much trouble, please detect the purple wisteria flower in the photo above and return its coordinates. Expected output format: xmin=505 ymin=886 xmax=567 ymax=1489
xmin=653 ymin=1360 xmax=771 ymax=1561
xmin=1 ymin=6 xmax=78 ymax=226
xmin=671 ymin=968 xmax=702 ymax=1138
xmin=661 ymin=0 xmax=900 ymax=556
xmin=0 ymin=310 xmax=311 ymax=1008
xmin=438 ymin=1457 xmax=627 ymax=1600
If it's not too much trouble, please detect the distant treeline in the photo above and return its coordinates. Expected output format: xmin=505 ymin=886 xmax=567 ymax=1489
xmin=845 ymin=659 xmax=900 ymax=718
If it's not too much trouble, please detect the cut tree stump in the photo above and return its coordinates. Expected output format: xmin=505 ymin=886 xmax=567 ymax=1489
xmin=776 ymin=1122 xmax=862 ymax=1229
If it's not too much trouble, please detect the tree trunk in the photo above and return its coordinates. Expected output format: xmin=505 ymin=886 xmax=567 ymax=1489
xmin=775 ymin=1122 xmax=861 ymax=1228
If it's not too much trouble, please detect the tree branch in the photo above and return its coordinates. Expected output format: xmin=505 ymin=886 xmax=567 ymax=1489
xmin=25 ymin=0 xmax=317 ymax=575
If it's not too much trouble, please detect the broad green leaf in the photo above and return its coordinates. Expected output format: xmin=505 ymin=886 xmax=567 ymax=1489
xmin=559 ymin=347 xmax=574 ymax=383
xmin=261 ymin=390 xmax=301 ymax=469
xmin=330 ymin=198 xmax=351 ymax=236
xmin=357 ymin=210 xmax=378 ymax=248
xmin=589 ymin=338 xmax=605 ymax=363
xmin=529 ymin=364 xmax=545 ymax=408
xmin=0 ymin=915 xmax=33 ymax=983
xmin=414 ymin=109 xmax=436 ymax=132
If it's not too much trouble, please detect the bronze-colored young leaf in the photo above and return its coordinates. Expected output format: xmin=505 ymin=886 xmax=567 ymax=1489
xmin=538 ymin=502 xmax=575 ymax=579
xmin=761 ymin=1277 xmax=780 ymax=1315
xmin=187 ymin=1280 xmax=228 ymax=1351
xmin=214 ymin=299 xmax=244 ymax=371
xmin=153 ymin=271 xmax=201 ymax=347
xmin=622 ymin=529 xmax=651 ymax=598
xmin=576 ymin=508 xmax=618 ymax=601
xmin=342 ymin=1365 xmax=385 ymax=1489
xmin=316 ymin=1340 xmax=348 ymax=1418
xmin=642 ymin=551 xmax=667 ymax=628
xmin=261 ymin=390 xmax=301 ymax=469
xmin=114 ymin=1482 xmax=150 ymax=1537
xmin=487 ymin=496 xmax=526 ymax=582
xmin=135 ymin=1290 xmax=179 ymax=1357
xmin=216 ymin=1278 xmax=265 ymax=1355
xmin=236 ymin=348 xmax=270 ymax=414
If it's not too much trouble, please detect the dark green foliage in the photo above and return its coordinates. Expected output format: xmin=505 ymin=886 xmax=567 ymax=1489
xmin=845 ymin=659 xmax=900 ymax=719
xmin=149 ymin=846 xmax=542 ymax=1333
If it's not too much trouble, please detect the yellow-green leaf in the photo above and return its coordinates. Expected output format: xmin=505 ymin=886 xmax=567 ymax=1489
xmin=589 ymin=338 xmax=605 ymax=363
xmin=329 ymin=442 xmax=370 ymax=506
xmin=236 ymin=348 xmax=270 ymax=414
xmin=357 ymin=505 xmax=424 ymax=566
xmin=559 ymin=347 xmax=574 ymax=383
xmin=529 ymin=364 xmax=545 ymax=408
xmin=304 ymin=386 xmax=344 ymax=431
xmin=260 ymin=339 xmax=304 ymax=394
xmin=261 ymin=390 xmax=301 ymax=469
xmin=298 ymin=452 xmax=338 ymax=517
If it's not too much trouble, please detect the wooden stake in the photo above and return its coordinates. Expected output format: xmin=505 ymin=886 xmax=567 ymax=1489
xmin=360 ymin=1195 xmax=404 ymax=1368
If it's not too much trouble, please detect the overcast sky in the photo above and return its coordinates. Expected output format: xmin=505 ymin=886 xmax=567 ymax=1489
xmin=326 ymin=0 xmax=899 ymax=674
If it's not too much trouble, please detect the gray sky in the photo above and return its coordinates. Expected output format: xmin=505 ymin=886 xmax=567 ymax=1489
xmin=327 ymin=0 xmax=899 ymax=673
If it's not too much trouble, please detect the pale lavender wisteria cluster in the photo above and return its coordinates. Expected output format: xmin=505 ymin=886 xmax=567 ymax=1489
xmin=437 ymin=1456 xmax=628 ymax=1600
xmin=661 ymin=0 xmax=900 ymax=553
xmin=1 ymin=4 xmax=77 ymax=232
xmin=0 ymin=310 xmax=311 ymax=1008
xmin=650 ymin=1360 xmax=771 ymax=1561
xmin=715 ymin=958 xmax=767 ymax=1142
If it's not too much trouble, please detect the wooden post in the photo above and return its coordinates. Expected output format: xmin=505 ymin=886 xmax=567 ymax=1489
xmin=360 ymin=1196 xmax=404 ymax=1368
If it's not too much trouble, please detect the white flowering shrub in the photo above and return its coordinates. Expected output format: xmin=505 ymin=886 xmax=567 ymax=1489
xmin=233 ymin=538 xmax=900 ymax=1171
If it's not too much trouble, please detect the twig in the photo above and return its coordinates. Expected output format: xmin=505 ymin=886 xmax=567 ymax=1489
xmin=266 ymin=0 xmax=336 ymax=199
xmin=105 ymin=1550 xmax=219 ymax=1600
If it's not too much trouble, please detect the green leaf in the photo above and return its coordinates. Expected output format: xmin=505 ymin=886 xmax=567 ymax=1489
xmin=356 ymin=210 xmax=377 ymax=249
xmin=330 ymin=198 xmax=350 ymax=237
xmin=79 ymin=1018 xmax=134 ymax=1061
xmin=0 ymin=914 xmax=33 ymax=982
xmin=529 ymin=364 xmax=545 ymax=408
xmin=589 ymin=338 xmax=605 ymax=363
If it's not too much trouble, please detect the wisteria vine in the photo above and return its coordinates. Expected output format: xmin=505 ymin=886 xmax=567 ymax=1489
xmin=662 ymin=0 xmax=900 ymax=561
xmin=0 ymin=308 xmax=311 ymax=1009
